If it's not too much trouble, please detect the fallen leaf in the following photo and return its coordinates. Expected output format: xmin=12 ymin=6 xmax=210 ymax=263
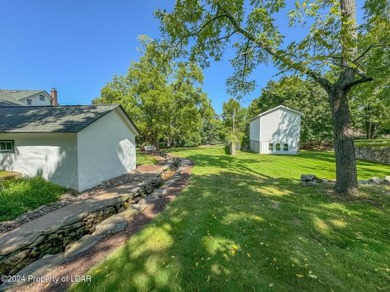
xmin=296 ymin=274 xmax=305 ymax=278
xmin=269 ymin=283 xmax=274 ymax=287
xmin=308 ymin=274 xmax=317 ymax=279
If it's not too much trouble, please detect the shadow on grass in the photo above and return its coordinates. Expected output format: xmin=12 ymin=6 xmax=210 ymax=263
xmin=71 ymin=166 xmax=389 ymax=291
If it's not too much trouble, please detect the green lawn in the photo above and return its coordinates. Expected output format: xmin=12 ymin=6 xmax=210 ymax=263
xmin=0 ymin=177 xmax=66 ymax=221
xmin=136 ymin=150 xmax=159 ymax=166
xmin=355 ymin=139 xmax=390 ymax=148
xmin=72 ymin=148 xmax=390 ymax=292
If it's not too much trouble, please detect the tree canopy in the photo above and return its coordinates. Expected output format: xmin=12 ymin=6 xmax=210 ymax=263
xmin=156 ymin=0 xmax=390 ymax=194
xmin=93 ymin=36 xmax=212 ymax=148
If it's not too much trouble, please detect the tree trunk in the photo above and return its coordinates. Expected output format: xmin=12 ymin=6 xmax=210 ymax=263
xmin=329 ymin=88 xmax=359 ymax=195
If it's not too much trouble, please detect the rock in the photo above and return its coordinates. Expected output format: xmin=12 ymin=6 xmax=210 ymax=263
xmin=0 ymin=249 xmax=31 ymax=275
xmin=358 ymin=180 xmax=369 ymax=185
xmin=64 ymin=235 xmax=103 ymax=259
xmin=93 ymin=216 xmax=128 ymax=236
xmin=145 ymin=193 xmax=159 ymax=202
xmin=383 ymin=176 xmax=390 ymax=185
xmin=308 ymin=181 xmax=318 ymax=186
xmin=300 ymin=174 xmax=321 ymax=182
xmin=369 ymin=177 xmax=382 ymax=185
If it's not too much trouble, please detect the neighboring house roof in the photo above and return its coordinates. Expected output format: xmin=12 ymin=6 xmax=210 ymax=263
xmin=250 ymin=105 xmax=303 ymax=121
xmin=0 ymin=105 xmax=140 ymax=134
xmin=0 ymin=90 xmax=51 ymax=106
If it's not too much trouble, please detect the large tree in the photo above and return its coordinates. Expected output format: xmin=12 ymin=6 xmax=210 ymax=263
xmin=94 ymin=36 xmax=212 ymax=148
xmin=157 ymin=0 xmax=389 ymax=195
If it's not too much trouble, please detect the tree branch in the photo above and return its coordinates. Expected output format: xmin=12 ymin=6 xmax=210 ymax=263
xmin=216 ymin=30 xmax=237 ymax=42
xmin=343 ymin=76 xmax=374 ymax=91
xmin=218 ymin=6 xmax=333 ymax=91
xmin=353 ymin=43 xmax=388 ymax=63
xmin=240 ymin=40 xmax=250 ymax=87
xmin=175 ymin=8 xmax=227 ymax=48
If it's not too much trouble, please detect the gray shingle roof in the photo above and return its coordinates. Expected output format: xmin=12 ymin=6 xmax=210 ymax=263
xmin=0 ymin=90 xmax=45 ymax=106
xmin=0 ymin=105 xmax=119 ymax=133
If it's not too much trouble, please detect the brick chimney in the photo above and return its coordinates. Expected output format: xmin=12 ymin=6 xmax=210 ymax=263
xmin=50 ymin=88 xmax=58 ymax=106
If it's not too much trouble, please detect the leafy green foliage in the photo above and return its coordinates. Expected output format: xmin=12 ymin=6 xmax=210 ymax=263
xmin=72 ymin=146 xmax=390 ymax=291
xmin=156 ymin=0 xmax=389 ymax=193
xmin=200 ymin=106 xmax=223 ymax=144
xmin=0 ymin=177 xmax=66 ymax=221
xmin=349 ymin=6 xmax=390 ymax=138
xmin=221 ymin=98 xmax=247 ymax=144
xmin=93 ymin=36 xmax=213 ymax=148
xmin=248 ymin=76 xmax=333 ymax=142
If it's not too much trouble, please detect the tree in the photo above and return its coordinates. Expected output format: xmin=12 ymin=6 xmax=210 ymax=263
xmin=349 ymin=6 xmax=390 ymax=138
xmin=94 ymin=36 xmax=213 ymax=148
xmin=248 ymin=76 xmax=333 ymax=144
xmin=200 ymin=103 xmax=222 ymax=144
xmin=157 ymin=0 xmax=389 ymax=194
xmin=221 ymin=98 xmax=247 ymax=146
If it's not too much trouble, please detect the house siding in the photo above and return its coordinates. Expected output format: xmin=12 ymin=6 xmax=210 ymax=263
xmin=250 ymin=107 xmax=301 ymax=154
xmin=19 ymin=92 xmax=52 ymax=106
xmin=77 ymin=109 xmax=137 ymax=191
xmin=0 ymin=133 xmax=79 ymax=189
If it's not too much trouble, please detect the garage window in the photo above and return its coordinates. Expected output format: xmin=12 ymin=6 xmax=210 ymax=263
xmin=0 ymin=140 xmax=14 ymax=153
xmin=268 ymin=143 xmax=273 ymax=151
xmin=283 ymin=143 xmax=289 ymax=151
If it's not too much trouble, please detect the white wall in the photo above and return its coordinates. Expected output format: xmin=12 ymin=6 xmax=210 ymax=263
xmin=259 ymin=109 xmax=301 ymax=154
xmin=19 ymin=92 xmax=52 ymax=106
xmin=0 ymin=133 xmax=79 ymax=189
xmin=249 ymin=117 xmax=260 ymax=153
xmin=77 ymin=109 xmax=137 ymax=191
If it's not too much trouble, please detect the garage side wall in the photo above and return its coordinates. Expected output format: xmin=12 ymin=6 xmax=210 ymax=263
xmin=0 ymin=133 xmax=79 ymax=189
xmin=259 ymin=109 xmax=301 ymax=154
xmin=77 ymin=110 xmax=136 ymax=191
xmin=249 ymin=117 xmax=260 ymax=153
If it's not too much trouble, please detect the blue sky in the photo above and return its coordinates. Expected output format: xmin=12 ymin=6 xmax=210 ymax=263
xmin=0 ymin=0 xmax=365 ymax=114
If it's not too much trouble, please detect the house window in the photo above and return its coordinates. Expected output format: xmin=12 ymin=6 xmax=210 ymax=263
xmin=268 ymin=143 xmax=273 ymax=151
xmin=0 ymin=140 xmax=14 ymax=153
xmin=39 ymin=94 xmax=45 ymax=101
xmin=27 ymin=99 xmax=32 ymax=105
xmin=283 ymin=143 xmax=289 ymax=151
xmin=276 ymin=143 xmax=281 ymax=151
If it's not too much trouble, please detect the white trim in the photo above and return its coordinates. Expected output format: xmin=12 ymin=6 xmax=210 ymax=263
xmin=250 ymin=105 xmax=303 ymax=121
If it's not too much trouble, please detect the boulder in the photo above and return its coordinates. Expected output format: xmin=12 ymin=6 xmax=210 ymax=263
xmin=368 ymin=177 xmax=382 ymax=185
xmin=383 ymin=176 xmax=390 ymax=185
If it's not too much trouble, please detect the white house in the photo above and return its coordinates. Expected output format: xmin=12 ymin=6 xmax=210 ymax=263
xmin=250 ymin=105 xmax=303 ymax=154
xmin=0 ymin=105 xmax=139 ymax=192
xmin=0 ymin=88 xmax=58 ymax=106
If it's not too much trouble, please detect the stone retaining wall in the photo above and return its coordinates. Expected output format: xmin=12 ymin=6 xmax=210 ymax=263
xmin=355 ymin=147 xmax=390 ymax=165
xmin=0 ymin=175 xmax=165 ymax=278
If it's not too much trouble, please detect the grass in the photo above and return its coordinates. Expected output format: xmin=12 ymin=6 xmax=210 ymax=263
xmin=355 ymin=139 xmax=390 ymax=148
xmin=136 ymin=150 xmax=159 ymax=166
xmin=0 ymin=176 xmax=66 ymax=221
xmin=72 ymin=148 xmax=390 ymax=292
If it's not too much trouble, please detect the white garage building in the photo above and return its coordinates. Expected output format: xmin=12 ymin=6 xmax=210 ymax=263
xmin=0 ymin=105 xmax=139 ymax=191
xmin=250 ymin=105 xmax=302 ymax=154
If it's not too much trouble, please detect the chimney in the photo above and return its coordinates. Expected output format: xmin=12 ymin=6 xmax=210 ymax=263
xmin=50 ymin=88 xmax=58 ymax=106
